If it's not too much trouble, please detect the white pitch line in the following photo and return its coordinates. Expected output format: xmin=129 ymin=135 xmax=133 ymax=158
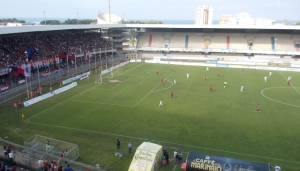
xmin=278 ymin=71 xmax=300 ymax=95
xmin=133 ymin=72 xmax=173 ymax=107
xmin=25 ymin=121 xmax=300 ymax=165
xmin=26 ymin=63 xmax=143 ymax=121
xmin=92 ymin=75 xmax=135 ymax=90
xmin=70 ymin=100 xmax=133 ymax=107
xmin=131 ymin=69 xmax=172 ymax=73
xmin=151 ymin=80 xmax=174 ymax=92
xmin=261 ymin=87 xmax=300 ymax=108
xmin=173 ymin=164 xmax=177 ymax=171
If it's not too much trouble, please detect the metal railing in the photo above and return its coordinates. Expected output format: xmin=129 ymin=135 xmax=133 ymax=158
xmin=0 ymin=138 xmax=105 ymax=171
xmin=0 ymin=57 xmax=126 ymax=104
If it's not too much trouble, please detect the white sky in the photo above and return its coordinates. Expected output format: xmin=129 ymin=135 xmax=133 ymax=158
xmin=1 ymin=0 xmax=299 ymax=20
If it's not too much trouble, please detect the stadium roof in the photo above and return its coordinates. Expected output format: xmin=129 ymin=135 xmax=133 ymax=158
xmin=0 ymin=24 xmax=300 ymax=35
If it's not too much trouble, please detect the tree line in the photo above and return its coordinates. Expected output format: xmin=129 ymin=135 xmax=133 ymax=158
xmin=124 ymin=20 xmax=164 ymax=24
xmin=40 ymin=19 xmax=97 ymax=25
xmin=0 ymin=18 xmax=96 ymax=25
xmin=0 ymin=18 xmax=26 ymax=23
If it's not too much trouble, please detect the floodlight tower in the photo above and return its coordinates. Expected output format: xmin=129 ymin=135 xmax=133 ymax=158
xmin=108 ymin=0 xmax=111 ymax=23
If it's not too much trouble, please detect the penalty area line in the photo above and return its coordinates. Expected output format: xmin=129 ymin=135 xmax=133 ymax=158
xmin=133 ymin=72 xmax=173 ymax=107
xmin=26 ymin=63 xmax=143 ymax=121
xmin=25 ymin=121 xmax=300 ymax=165
xmin=151 ymin=79 xmax=174 ymax=92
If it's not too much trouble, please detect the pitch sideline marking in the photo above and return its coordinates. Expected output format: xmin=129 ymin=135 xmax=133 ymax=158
xmin=151 ymin=80 xmax=174 ymax=92
xmin=261 ymin=87 xmax=300 ymax=108
xmin=278 ymin=71 xmax=300 ymax=95
xmin=25 ymin=121 xmax=300 ymax=165
xmin=25 ymin=63 xmax=144 ymax=122
xmin=173 ymin=164 xmax=177 ymax=171
xmin=133 ymin=72 xmax=173 ymax=107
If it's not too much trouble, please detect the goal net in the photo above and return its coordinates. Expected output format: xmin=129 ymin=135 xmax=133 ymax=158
xmin=95 ymin=73 xmax=103 ymax=84
xmin=95 ymin=70 xmax=114 ymax=84
xmin=24 ymin=135 xmax=79 ymax=160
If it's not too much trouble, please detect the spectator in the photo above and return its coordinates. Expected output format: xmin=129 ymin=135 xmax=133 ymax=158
xmin=116 ymin=138 xmax=120 ymax=149
xmin=57 ymin=165 xmax=63 ymax=171
xmin=0 ymin=31 xmax=111 ymax=90
xmin=163 ymin=148 xmax=169 ymax=164
xmin=275 ymin=165 xmax=281 ymax=171
xmin=43 ymin=160 xmax=48 ymax=171
xmin=38 ymin=158 xmax=44 ymax=171
xmin=128 ymin=142 xmax=132 ymax=153
xmin=8 ymin=150 xmax=14 ymax=164
xmin=3 ymin=146 xmax=8 ymax=157
xmin=50 ymin=161 xmax=55 ymax=171
xmin=0 ymin=163 xmax=4 ymax=171
xmin=64 ymin=164 xmax=73 ymax=171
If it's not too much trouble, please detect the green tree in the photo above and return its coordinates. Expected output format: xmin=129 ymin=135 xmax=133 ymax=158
xmin=129 ymin=37 xmax=137 ymax=47
xmin=0 ymin=18 xmax=26 ymax=23
xmin=63 ymin=19 xmax=96 ymax=24
xmin=40 ymin=20 xmax=61 ymax=25
xmin=125 ymin=20 xmax=163 ymax=24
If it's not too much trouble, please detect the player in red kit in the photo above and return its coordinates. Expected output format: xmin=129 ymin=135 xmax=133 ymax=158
xmin=161 ymin=78 xmax=164 ymax=84
xmin=242 ymin=68 xmax=244 ymax=73
xmin=156 ymin=70 xmax=158 ymax=75
xmin=18 ymin=99 xmax=22 ymax=108
xmin=218 ymin=72 xmax=220 ymax=77
xmin=204 ymin=75 xmax=207 ymax=81
xmin=255 ymin=104 xmax=260 ymax=112
xmin=210 ymin=85 xmax=213 ymax=92
xmin=170 ymin=68 xmax=173 ymax=71
xmin=171 ymin=92 xmax=174 ymax=98
xmin=39 ymin=86 xmax=43 ymax=95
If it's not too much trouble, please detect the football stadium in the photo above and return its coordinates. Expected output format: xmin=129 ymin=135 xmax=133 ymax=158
xmin=0 ymin=23 xmax=300 ymax=171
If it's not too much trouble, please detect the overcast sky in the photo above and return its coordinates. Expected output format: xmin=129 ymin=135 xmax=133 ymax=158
xmin=1 ymin=0 xmax=299 ymax=21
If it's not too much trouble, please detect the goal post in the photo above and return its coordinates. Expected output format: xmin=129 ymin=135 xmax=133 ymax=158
xmin=95 ymin=72 xmax=102 ymax=84
xmin=24 ymin=135 xmax=79 ymax=160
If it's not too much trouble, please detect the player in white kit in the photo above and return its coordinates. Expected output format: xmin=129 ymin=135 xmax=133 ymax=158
xmin=159 ymin=100 xmax=163 ymax=107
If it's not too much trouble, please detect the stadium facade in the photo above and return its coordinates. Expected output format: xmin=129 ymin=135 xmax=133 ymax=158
xmin=1 ymin=24 xmax=300 ymax=63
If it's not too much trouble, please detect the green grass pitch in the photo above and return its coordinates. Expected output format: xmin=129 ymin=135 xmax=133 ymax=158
xmin=1 ymin=62 xmax=300 ymax=170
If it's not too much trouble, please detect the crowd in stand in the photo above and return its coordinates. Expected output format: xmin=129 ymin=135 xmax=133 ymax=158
xmin=0 ymin=31 xmax=112 ymax=89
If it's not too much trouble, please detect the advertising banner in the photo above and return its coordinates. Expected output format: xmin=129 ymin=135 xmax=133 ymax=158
xmin=0 ymin=86 xmax=9 ymax=93
xmin=100 ymin=61 xmax=129 ymax=76
xmin=186 ymin=152 xmax=270 ymax=171
xmin=0 ymin=67 xmax=10 ymax=76
xmin=18 ymin=79 xmax=26 ymax=85
xmin=42 ymin=69 xmax=63 ymax=77
xmin=23 ymin=82 xmax=78 ymax=107
xmin=130 ymin=59 xmax=142 ymax=63
xmin=62 ymin=71 xmax=91 ymax=85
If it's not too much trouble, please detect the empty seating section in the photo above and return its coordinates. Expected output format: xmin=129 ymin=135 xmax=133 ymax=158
xmin=138 ymin=32 xmax=300 ymax=52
